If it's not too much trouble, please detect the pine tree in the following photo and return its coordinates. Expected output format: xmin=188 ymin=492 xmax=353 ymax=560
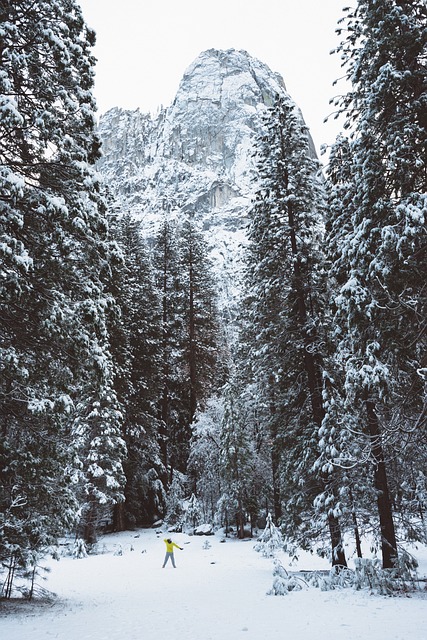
xmin=254 ymin=513 xmax=284 ymax=558
xmin=219 ymin=376 xmax=256 ymax=538
xmin=178 ymin=219 xmax=223 ymax=419
xmin=323 ymin=0 xmax=427 ymax=567
xmin=187 ymin=396 xmax=224 ymax=522
xmin=152 ymin=219 xmax=187 ymax=478
xmin=0 ymin=0 xmax=126 ymax=565
xmin=152 ymin=218 xmax=224 ymax=477
xmin=74 ymin=379 xmax=127 ymax=544
xmin=107 ymin=213 xmax=166 ymax=527
xmin=242 ymin=95 xmax=347 ymax=566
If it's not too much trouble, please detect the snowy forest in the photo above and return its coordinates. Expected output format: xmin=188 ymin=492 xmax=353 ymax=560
xmin=1 ymin=0 xmax=426 ymax=599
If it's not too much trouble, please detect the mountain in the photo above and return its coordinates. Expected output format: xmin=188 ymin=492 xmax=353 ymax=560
xmin=96 ymin=48 xmax=316 ymax=316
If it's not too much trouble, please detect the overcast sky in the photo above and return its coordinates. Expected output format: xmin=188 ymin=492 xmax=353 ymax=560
xmin=77 ymin=0 xmax=349 ymax=156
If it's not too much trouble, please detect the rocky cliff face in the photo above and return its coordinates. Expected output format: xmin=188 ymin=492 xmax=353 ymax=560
xmin=97 ymin=49 xmax=314 ymax=314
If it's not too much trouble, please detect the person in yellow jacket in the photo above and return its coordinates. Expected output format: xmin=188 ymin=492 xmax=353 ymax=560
xmin=162 ymin=537 xmax=183 ymax=568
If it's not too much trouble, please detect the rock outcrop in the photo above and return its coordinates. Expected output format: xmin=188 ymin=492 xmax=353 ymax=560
xmin=97 ymin=49 xmax=315 ymax=315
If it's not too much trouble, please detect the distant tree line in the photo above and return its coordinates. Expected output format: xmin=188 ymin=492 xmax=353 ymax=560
xmin=0 ymin=0 xmax=425 ymax=597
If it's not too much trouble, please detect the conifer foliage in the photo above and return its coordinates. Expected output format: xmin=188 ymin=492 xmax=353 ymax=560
xmin=241 ymin=95 xmax=347 ymax=565
xmin=321 ymin=0 xmax=427 ymax=567
xmin=0 ymin=0 xmax=126 ymax=575
xmin=152 ymin=218 xmax=223 ymax=478
xmin=107 ymin=213 xmax=166 ymax=528
xmin=1 ymin=0 xmax=426 ymax=590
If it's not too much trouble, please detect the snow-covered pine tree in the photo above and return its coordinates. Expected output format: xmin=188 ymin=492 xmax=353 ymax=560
xmin=242 ymin=95 xmax=347 ymax=566
xmin=313 ymin=134 xmax=370 ymax=552
xmin=219 ymin=375 xmax=257 ymax=538
xmin=254 ymin=512 xmax=284 ymax=558
xmin=73 ymin=380 xmax=127 ymax=544
xmin=238 ymin=226 xmax=285 ymax=525
xmin=178 ymin=218 xmax=224 ymax=421
xmin=106 ymin=213 xmax=166 ymax=528
xmin=0 ymin=0 xmax=126 ymax=563
xmin=151 ymin=219 xmax=187 ymax=479
xmin=322 ymin=0 xmax=427 ymax=567
xmin=187 ymin=396 xmax=224 ymax=523
xmin=152 ymin=218 xmax=224 ymax=479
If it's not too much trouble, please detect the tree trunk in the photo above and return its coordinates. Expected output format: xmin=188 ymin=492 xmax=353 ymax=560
xmin=268 ymin=390 xmax=282 ymax=523
xmin=366 ymin=400 xmax=398 ymax=568
xmin=78 ymin=497 xmax=99 ymax=545
xmin=188 ymin=257 xmax=197 ymax=419
xmin=4 ymin=553 xmax=17 ymax=599
xmin=287 ymin=198 xmax=347 ymax=568
xmin=349 ymin=488 xmax=363 ymax=558
xmin=159 ymin=240 xmax=170 ymax=475
xmin=113 ymin=502 xmax=125 ymax=532
xmin=159 ymin=385 xmax=169 ymax=472
xmin=328 ymin=514 xmax=347 ymax=567
xmin=271 ymin=445 xmax=282 ymax=523
xmin=237 ymin=496 xmax=245 ymax=538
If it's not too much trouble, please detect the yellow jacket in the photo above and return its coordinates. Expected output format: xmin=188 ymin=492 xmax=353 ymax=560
xmin=164 ymin=538 xmax=181 ymax=553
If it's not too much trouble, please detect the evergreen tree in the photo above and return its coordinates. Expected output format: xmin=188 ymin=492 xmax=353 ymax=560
xmin=254 ymin=513 xmax=284 ymax=558
xmin=178 ymin=219 xmax=223 ymax=421
xmin=187 ymin=396 xmax=224 ymax=522
xmin=107 ymin=213 xmax=166 ymax=527
xmin=189 ymin=380 xmax=270 ymax=533
xmin=152 ymin=218 xmax=224 ymax=477
xmin=73 ymin=377 xmax=126 ymax=544
xmin=219 ymin=376 xmax=256 ymax=538
xmin=0 ymin=0 xmax=126 ymax=566
xmin=152 ymin=219 xmax=187 ymax=478
xmin=322 ymin=0 xmax=427 ymax=567
xmin=242 ymin=95 xmax=347 ymax=565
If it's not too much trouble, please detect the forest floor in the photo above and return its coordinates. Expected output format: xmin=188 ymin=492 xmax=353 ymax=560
xmin=1 ymin=527 xmax=426 ymax=640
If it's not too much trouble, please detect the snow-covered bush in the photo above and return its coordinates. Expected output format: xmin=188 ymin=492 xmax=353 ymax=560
xmin=73 ymin=539 xmax=88 ymax=559
xmin=307 ymin=567 xmax=353 ymax=591
xmin=195 ymin=523 xmax=214 ymax=535
xmin=254 ymin=513 xmax=284 ymax=558
xmin=353 ymin=551 xmax=419 ymax=594
xmin=182 ymin=493 xmax=204 ymax=532
xmin=393 ymin=550 xmax=419 ymax=587
xmin=164 ymin=472 xmax=187 ymax=530
xmin=305 ymin=551 xmax=420 ymax=595
xmin=164 ymin=474 xmax=208 ymax=534
xmin=267 ymin=560 xmax=305 ymax=596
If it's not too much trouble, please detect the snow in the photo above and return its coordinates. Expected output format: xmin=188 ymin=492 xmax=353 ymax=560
xmin=96 ymin=49 xmax=295 ymax=319
xmin=1 ymin=528 xmax=426 ymax=640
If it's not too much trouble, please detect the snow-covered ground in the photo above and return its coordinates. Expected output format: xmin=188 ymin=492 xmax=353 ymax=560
xmin=1 ymin=528 xmax=426 ymax=640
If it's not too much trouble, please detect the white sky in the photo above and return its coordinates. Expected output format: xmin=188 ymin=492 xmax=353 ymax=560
xmin=77 ymin=0 xmax=349 ymax=155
